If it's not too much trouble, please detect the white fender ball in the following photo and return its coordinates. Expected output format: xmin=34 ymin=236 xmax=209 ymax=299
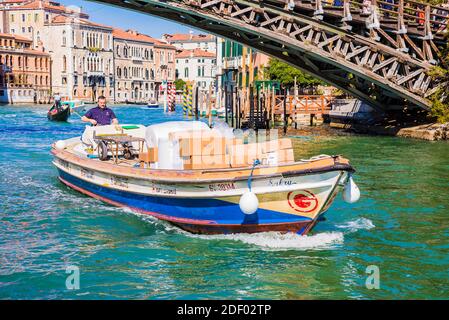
xmin=343 ymin=176 xmax=361 ymax=204
xmin=239 ymin=191 xmax=259 ymax=215
xmin=55 ymin=140 xmax=66 ymax=150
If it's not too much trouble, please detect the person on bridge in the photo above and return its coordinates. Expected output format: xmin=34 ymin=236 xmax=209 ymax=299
xmin=82 ymin=96 xmax=119 ymax=126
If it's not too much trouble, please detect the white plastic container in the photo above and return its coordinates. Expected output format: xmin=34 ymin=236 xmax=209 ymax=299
xmin=145 ymin=121 xmax=210 ymax=169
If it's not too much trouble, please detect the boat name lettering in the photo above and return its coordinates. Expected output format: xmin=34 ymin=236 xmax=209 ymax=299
xmin=209 ymin=183 xmax=236 ymax=192
xmin=111 ymin=176 xmax=129 ymax=188
xmin=59 ymin=159 xmax=69 ymax=169
xmin=152 ymin=184 xmax=177 ymax=195
xmin=80 ymin=168 xmax=94 ymax=179
xmin=268 ymin=178 xmax=296 ymax=187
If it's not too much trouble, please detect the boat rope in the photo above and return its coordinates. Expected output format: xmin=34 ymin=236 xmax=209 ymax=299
xmin=247 ymin=159 xmax=261 ymax=192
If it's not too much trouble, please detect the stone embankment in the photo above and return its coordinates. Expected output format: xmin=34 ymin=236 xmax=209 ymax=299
xmin=330 ymin=122 xmax=449 ymax=141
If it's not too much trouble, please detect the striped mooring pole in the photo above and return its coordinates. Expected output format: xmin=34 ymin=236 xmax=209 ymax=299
xmin=182 ymin=85 xmax=187 ymax=115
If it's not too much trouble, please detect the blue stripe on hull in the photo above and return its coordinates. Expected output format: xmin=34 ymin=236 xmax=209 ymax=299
xmin=58 ymin=170 xmax=311 ymax=225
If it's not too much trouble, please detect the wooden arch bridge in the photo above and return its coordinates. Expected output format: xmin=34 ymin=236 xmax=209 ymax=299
xmin=91 ymin=0 xmax=449 ymax=111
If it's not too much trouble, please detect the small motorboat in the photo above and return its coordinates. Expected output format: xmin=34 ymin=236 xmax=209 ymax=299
xmin=47 ymin=103 xmax=70 ymax=122
xmin=64 ymin=100 xmax=86 ymax=114
xmin=147 ymin=100 xmax=159 ymax=108
xmin=51 ymin=121 xmax=360 ymax=235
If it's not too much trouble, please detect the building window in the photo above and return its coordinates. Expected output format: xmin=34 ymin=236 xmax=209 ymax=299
xmin=34 ymin=13 xmax=39 ymax=22
xmin=185 ymin=67 xmax=189 ymax=78
xmin=22 ymin=14 xmax=25 ymax=22
xmin=62 ymin=31 xmax=66 ymax=46
xmin=10 ymin=14 xmax=14 ymax=23
xmin=62 ymin=77 xmax=67 ymax=85
xmin=63 ymin=56 xmax=67 ymax=72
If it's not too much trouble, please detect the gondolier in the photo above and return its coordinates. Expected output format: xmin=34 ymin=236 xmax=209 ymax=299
xmin=82 ymin=96 xmax=119 ymax=126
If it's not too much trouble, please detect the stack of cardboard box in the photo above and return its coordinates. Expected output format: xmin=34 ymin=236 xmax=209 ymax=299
xmin=166 ymin=130 xmax=295 ymax=170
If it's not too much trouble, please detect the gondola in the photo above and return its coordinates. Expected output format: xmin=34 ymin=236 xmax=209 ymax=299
xmin=47 ymin=104 xmax=70 ymax=122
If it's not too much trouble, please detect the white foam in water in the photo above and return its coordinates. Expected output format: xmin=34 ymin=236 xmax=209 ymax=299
xmin=336 ymin=217 xmax=375 ymax=233
xmin=189 ymin=231 xmax=344 ymax=251
xmin=122 ymin=208 xmax=344 ymax=250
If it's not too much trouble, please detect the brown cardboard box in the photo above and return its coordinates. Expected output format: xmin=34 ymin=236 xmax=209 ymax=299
xmin=278 ymin=148 xmax=295 ymax=163
xmin=139 ymin=147 xmax=158 ymax=163
xmin=179 ymin=137 xmax=202 ymax=157
xmin=139 ymin=152 xmax=151 ymax=163
xmin=148 ymin=147 xmax=158 ymax=162
xmin=179 ymin=136 xmax=226 ymax=157
xmin=184 ymin=154 xmax=230 ymax=169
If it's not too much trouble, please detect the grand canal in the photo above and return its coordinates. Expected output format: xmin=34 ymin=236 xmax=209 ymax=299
xmin=0 ymin=104 xmax=448 ymax=299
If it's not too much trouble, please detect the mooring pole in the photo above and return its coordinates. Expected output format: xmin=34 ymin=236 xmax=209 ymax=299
xmin=236 ymin=89 xmax=240 ymax=129
xmin=283 ymin=87 xmax=287 ymax=136
xmin=195 ymin=85 xmax=199 ymax=121
xmin=224 ymin=84 xmax=228 ymax=124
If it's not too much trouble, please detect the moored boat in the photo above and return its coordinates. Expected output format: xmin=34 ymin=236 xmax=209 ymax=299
xmin=147 ymin=99 xmax=159 ymax=108
xmin=51 ymin=121 xmax=360 ymax=235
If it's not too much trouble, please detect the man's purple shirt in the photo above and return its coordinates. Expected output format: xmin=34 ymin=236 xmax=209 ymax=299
xmin=84 ymin=106 xmax=117 ymax=126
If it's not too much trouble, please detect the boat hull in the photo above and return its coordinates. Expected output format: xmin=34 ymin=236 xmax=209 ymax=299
xmin=53 ymin=153 xmax=350 ymax=234
xmin=47 ymin=106 xmax=70 ymax=121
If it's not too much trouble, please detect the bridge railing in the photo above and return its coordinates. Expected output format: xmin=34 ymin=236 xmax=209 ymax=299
xmin=272 ymin=95 xmax=334 ymax=115
xmin=275 ymin=0 xmax=449 ymax=35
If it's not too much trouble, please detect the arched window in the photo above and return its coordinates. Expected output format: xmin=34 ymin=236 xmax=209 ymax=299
xmin=117 ymin=67 xmax=121 ymax=78
xmin=116 ymin=45 xmax=120 ymax=56
xmin=62 ymin=30 xmax=66 ymax=46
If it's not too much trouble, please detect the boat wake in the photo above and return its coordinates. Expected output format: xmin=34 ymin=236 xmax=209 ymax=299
xmin=335 ymin=217 xmax=375 ymax=233
xmin=189 ymin=231 xmax=344 ymax=251
xmin=127 ymin=210 xmax=344 ymax=251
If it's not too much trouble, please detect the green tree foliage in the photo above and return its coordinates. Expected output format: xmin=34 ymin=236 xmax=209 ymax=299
xmin=264 ymin=58 xmax=325 ymax=87
xmin=429 ymin=66 xmax=449 ymax=123
xmin=174 ymin=78 xmax=186 ymax=91
xmin=429 ymin=20 xmax=449 ymax=123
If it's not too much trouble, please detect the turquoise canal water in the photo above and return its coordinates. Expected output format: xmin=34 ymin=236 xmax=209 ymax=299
xmin=0 ymin=104 xmax=448 ymax=299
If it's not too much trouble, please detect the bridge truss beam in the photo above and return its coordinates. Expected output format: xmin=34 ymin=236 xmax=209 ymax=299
xmin=91 ymin=0 xmax=446 ymax=110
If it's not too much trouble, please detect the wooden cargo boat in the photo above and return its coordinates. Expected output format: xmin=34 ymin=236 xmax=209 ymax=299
xmin=51 ymin=121 xmax=360 ymax=235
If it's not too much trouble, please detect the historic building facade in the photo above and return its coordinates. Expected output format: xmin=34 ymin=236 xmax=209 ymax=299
xmin=42 ymin=15 xmax=114 ymax=102
xmin=0 ymin=32 xmax=51 ymax=104
xmin=0 ymin=0 xmax=89 ymax=49
xmin=113 ymin=28 xmax=176 ymax=103
xmin=152 ymin=40 xmax=176 ymax=99
xmin=175 ymin=48 xmax=216 ymax=90
xmin=113 ymin=29 xmax=155 ymax=103
xmin=163 ymin=32 xmax=216 ymax=53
